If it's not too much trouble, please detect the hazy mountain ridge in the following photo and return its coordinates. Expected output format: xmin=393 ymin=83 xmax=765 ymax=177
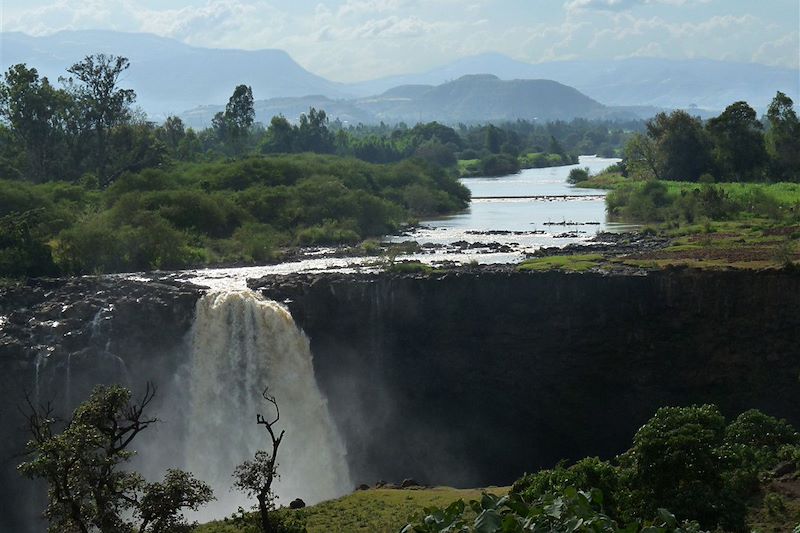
xmin=350 ymin=52 xmax=800 ymax=111
xmin=0 ymin=30 xmax=350 ymax=117
xmin=180 ymin=75 xmax=631 ymax=128
xmin=3 ymin=30 xmax=797 ymax=124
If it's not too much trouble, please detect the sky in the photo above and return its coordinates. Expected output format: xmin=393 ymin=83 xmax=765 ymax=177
xmin=1 ymin=0 xmax=798 ymax=82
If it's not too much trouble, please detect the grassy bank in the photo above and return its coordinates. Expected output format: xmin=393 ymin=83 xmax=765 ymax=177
xmin=195 ymin=486 xmax=509 ymax=533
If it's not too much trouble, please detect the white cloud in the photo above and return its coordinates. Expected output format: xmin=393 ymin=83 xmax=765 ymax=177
xmin=565 ymin=0 xmax=709 ymax=12
xmin=753 ymin=32 xmax=800 ymax=69
xmin=2 ymin=0 xmax=796 ymax=81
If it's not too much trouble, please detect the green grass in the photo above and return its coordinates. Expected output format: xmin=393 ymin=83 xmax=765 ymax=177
xmin=575 ymin=171 xmax=628 ymax=190
xmin=195 ymin=486 xmax=509 ymax=533
xmin=457 ymin=159 xmax=481 ymax=176
xmin=517 ymin=254 xmax=604 ymax=272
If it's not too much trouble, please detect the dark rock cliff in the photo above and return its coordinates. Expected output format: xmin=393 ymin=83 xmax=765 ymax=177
xmin=2 ymin=268 xmax=799 ymax=530
xmin=252 ymin=268 xmax=800 ymax=489
xmin=0 ymin=277 xmax=201 ymax=533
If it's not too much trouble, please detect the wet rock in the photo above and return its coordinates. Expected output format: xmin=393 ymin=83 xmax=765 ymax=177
xmin=401 ymin=478 xmax=421 ymax=488
xmin=356 ymin=483 xmax=370 ymax=491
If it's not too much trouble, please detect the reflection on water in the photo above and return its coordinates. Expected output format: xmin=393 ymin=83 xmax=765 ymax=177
xmin=391 ymin=155 xmax=633 ymax=264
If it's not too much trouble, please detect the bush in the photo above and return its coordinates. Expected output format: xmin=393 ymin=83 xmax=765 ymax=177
xmin=567 ymin=167 xmax=591 ymax=184
xmin=512 ymin=457 xmax=621 ymax=519
xmin=480 ymin=154 xmax=519 ymax=176
xmin=620 ymin=405 xmax=744 ymax=530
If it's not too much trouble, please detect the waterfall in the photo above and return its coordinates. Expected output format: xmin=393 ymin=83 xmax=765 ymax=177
xmin=185 ymin=289 xmax=351 ymax=520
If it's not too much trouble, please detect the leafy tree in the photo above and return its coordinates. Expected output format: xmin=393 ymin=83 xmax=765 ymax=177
xmin=234 ymin=389 xmax=285 ymax=533
xmin=226 ymin=84 xmax=255 ymax=131
xmin=620 ymin=404 xmax=743 ymax=530
xmin=646 ymin=111 xmax=713 ymax=181
xmin=624 ymin=133 xmax=662 ymax=180
xmin=262 ymin=115 xmax=295 ymax=153
xmin=0 ymin=64 xmax=71 ymax=182
xmin=18 ymin=384 xmax=213 ymax=533
xmin=486 ymin=124 xmax=501 ymax=154
xmin=0 ymin=208 xmax=57 ymax=277
xmin=296 ymin=108 xmax=334 ymax=153
xmin=707 ymin=101 xmax=767 ymax=181
xmin=765 ymin=91 xmax=800 ymax=181
xmin=213 ymin=84 xmax=256 ymax=156
xmin=157 ymin=116 xmax=186 ymax=155
xmin=64 ymin=54 xmax=136 ymax=187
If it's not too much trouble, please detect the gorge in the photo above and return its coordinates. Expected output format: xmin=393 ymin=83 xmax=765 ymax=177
xmin=1 ymin=267 xmax=799 ymax=531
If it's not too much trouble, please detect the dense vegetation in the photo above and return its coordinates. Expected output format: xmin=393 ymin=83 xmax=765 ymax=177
xmin=0 ymin=154 xmax=468 ymax=275
xmin=403 ymin=405 xmax=800 ymax=532
xmin=0 ymin=55 xmax=475 ymax=276
xmin=624 ymin=93 xmax=800 ymax=183
xmin=191 ymin=404 xmax=800 ymax=532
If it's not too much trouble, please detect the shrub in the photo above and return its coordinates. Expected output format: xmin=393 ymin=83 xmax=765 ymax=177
xmin=480 ymin=154 xmax=520 ymax=176
xmin=620 ymin=404 xmax=744 ymax=530
xmin=567 ymin=167 xmax=591 ymax=184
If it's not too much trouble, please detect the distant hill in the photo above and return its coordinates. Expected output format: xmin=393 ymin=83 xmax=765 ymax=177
xmin=357 ymin=74 xmax=607 ymax=123
xmin=181 ymin=95 xmax=375 ymax=129
xmin=349 ymin=53 xmax=800 ymax=112
xmin=0 ymin=30 xmax=349 ymax=118
xmin=181 ymin=74 xmax=623 ymax=127
xmin=3 ymin=31 xmax=796 ymax=123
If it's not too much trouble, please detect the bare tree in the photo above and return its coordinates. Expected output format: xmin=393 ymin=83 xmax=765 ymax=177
xmin=234 ymin=388 xmax=285 ymax=533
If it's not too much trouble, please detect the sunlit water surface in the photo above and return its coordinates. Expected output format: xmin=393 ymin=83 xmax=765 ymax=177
xmin=125 ymin=156 xmax=631 ymax=289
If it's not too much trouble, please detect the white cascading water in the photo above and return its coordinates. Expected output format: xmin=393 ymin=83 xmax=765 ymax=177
xmin=185 ymin=289 xmax=351 ymax=519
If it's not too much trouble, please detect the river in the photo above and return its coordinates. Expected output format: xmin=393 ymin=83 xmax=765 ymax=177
xmin=146 ymin=155 xmax=625 ymax=289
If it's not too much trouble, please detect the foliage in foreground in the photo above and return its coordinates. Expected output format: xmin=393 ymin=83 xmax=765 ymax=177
xmin=403 ymin=489 xmax=703 ymax=533
xmin=19 ymin=385 xmax=213 ymax=533
xmin=405 ymin=405 xmax=800 ymax=533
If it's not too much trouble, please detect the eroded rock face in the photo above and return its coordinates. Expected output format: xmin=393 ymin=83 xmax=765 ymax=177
xmin=0 ymin=277 xmax=201 ymax=533
xmin=3 ymin=268 xmax=800 ymax=530
xmin=251 ymin=268 xmax=800 ymax=490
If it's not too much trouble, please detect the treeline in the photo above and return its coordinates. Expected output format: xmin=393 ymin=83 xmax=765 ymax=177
xmin=0 ymin=55 xmax=474 ymax=277
xmin=624 ymin=93 xmax=800 ymax=182
xmin=0 ymin=55 xmax=635 ymax=186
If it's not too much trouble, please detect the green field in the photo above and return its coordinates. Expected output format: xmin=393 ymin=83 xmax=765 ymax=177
xmin=195 ymin=486 xmax=509 ymax=533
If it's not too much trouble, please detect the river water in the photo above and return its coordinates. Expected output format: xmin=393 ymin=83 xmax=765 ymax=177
xmin=143 ymin=155 xmax=624 ymax=289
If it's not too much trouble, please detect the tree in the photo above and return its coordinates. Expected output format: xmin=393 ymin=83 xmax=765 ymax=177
xmin=64 ymin=54 xmax=136 ymax=186
xmin=262 ymin=115 xmax=296 ymax=153
xmin=296 ymin=107 xmax=334 ymax=153
xmin=213 ymin=85 xmax=255 ymax=155
xmin=624 ymin=133 xmax=662 ymax=181
xmin=620 ymin=404 xmax=744 ymax=530
xmin=226 ymin=84 xmax=255 ymax=131
xmin=707 ymin=101 xmax=767 ymax=181
xmin=18 ymin=384 xmax=213 ymax=533
xmin=0 ymin=208 xmax=58 ymax=277
xmin=646 ymin=111 xmax=713 ymax=181
xmin=157 ymin=116 xmax=186 ymax=154
xmin=765 ymin=91 xmax=800 ymax=181
xmin=0 ymin=64 xmax=71 ymax=182
xmin=234 ymin=388 xmax=285 ymax=533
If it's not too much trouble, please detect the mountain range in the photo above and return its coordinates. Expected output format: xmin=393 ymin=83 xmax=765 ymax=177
xmin=2 ymin=30 xmax=798 ymax=125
